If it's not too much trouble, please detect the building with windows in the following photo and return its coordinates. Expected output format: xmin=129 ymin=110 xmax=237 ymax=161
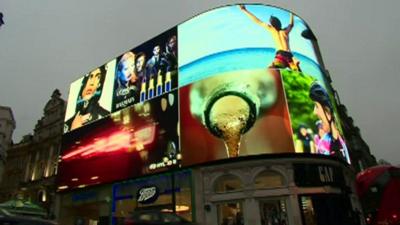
xmin=335 ymin=103 xmax=377 ymax=172
xmin=0 ymin=89 xmax=66 ymax=217
xmin=110 ymin=155 xmax=362 ymax=225
xmin=0 ymin=106 xmax=15 ymax=182
xmin=0 ymin=135 xmax=30 ymax=203
xmin=56 ymin=4 xmax=372 ymax=225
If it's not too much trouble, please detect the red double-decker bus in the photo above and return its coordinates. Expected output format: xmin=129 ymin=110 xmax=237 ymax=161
xmin=356 ymin=165 xmax=400 ymax=225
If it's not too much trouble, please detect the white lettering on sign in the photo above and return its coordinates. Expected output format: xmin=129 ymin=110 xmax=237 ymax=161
xmin=318 ymin=166 xmax=334 ymax=183
xmin=138 ymin=187 xmax=157 ymax=202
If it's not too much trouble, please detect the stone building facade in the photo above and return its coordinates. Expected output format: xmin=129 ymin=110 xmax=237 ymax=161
xmin=0 ymin=89 xmax=65 ymax=217
xmin=0 ymin=106 xmax=16 ymax=183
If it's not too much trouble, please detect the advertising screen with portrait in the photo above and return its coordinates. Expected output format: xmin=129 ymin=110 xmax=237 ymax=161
xmin=58 ymin=90 xmax=179 ymax=190
xmin=112 ymin=27 xmax=178 ymax=112
xmin=64 ymin=61 xmax=114 ymax=133
xmin=282 ymin=69 xmax=351 ymax=163
xmin=58 ymin=4 xmax=350 ymax=191
xmin=177 ymin=4 xmax=350 ymax=164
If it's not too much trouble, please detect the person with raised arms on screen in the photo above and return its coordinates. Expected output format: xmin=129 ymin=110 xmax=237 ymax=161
xmin=239 ymin=5 xmax=301 ymax=71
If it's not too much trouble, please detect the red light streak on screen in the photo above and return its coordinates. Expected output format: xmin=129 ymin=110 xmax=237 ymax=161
xmin=61 ymin=125 xmax=156 ymax=161
xmin=135 ymin=126 xmax=155 ymax=145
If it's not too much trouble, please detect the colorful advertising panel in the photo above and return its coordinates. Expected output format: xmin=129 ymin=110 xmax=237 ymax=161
xmin=178 ymin=4 xmax=322 ymax=86
xmin=63 ymin=28 xmax=178 ymax=134
xmin=179 ymin=69 xmax=294 ymax=166
xmin=282 ymin=69 xmax=351 ymax=163
xmin=64 ymin=61 xmax=114 ymax=133
xmin=57 ymin=90 xmax=180 ymax=190
xmin=58 ymin=4 xmax=350 ymax=191
xmin=112 ymin=28 xmax=178 ymax=112
xmin=178 ymin=4 xmax=350 ymax=164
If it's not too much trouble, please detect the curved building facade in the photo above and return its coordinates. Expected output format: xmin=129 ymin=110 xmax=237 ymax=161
xmin=57 ymin=4 xmax=367 ymax=225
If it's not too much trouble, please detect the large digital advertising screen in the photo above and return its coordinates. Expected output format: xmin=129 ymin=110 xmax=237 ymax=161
xmin=112 ymin=28 xmax=178 ymax=112
xmin=63 ymin=28 xmax=178 ymax=134
xmin=58 ymin=4 xmax=350 ymax=191
xmin=57 ymin=90 xmax=179 ymax=190
xmin=282 ymin=70 xmax=350 ymax=164
xmin=59 ymin=27 xmax=179 ymax=190
xmin=64 ymin=62 xmax=114 ymax=133
xmin=178 ymin=4 xmax=350 ymax=165
xmin=179 ymin=69 xmax=294 ymax=165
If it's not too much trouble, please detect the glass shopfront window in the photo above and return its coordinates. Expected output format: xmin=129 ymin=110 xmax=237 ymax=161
xmin=112 ymin=170 xmax=192 ymax=225
xmin=58 ymin=185 xmax=112 ymax=225
xmin=259 ymin=198 xmax=288 ymax=225
xmin=217 ymin=202 xmax=243 ymax=225
xmin=300 ymin=194 xmax=358 ymax=225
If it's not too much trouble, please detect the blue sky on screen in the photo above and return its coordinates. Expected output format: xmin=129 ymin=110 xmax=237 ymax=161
xmin=178 ymin=4 xmax=318 ymax=67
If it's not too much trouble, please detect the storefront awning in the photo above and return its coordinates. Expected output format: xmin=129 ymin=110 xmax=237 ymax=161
xmin=0 ymin=199 xmax=47 ymax=217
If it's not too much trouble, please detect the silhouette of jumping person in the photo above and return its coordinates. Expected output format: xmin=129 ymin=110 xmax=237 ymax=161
xmin=239 ymin=5 xmax=301 ymax=71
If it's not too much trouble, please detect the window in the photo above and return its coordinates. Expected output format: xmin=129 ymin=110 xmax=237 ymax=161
xmin=214 ymin=174 xmax=243 ymax=193
xmin=39 ymin=161 xmax=46 ymax=178
xmin=300 ymin=194 xmax=357 ymax=225
xmin=254 ymin=170 xmax=285 ymax=189
xmin=260 ymin=198 xmax=288 ymax=225
xmin=52 ymin=159 xmax=58 ymax=175
xmin=38 ymin=190 xmax=47 ymax=202
xmin=217 ymin=202 xmax=243 ymax=225
xmin=113 ymin=171 xmax=193 ymax=223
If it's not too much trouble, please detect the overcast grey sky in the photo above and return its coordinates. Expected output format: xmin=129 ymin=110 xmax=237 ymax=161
xmin=1 ymin=0 xmax=399 ymax=165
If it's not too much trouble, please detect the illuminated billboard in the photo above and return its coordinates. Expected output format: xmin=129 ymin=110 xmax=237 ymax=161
xmin=58 ymin=4 xmax=350 ymax=191
xmin=112 ymin=28 xmax=178 ymax=112
xmin=64 ymin=28 xmax=178 ymax=133
xmin=282 ymin=70 xmax=350 ymax=163
xmin=178 ymin=4 xmax=349 ymax=164
xmin=64 ymin=62 xmax=114 ymax=133
xmin=57 ymin=90 xmax=179 ymax=189
xmin=179 ymin=69 xmax=294 ymax=165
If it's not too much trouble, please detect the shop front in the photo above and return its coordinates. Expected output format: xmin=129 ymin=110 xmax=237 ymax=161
xmin=111 ymin=170 xmax=193 ymax=224
xmin=57 ymin=155 xmax=362 ymax=225
xmin=57 ymin=184 xmax=112 ymax=225
xmin=192 ymin=155 xmax=363 ymax=225
xmin=56 ymin=4 xmax=366 ymax=225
